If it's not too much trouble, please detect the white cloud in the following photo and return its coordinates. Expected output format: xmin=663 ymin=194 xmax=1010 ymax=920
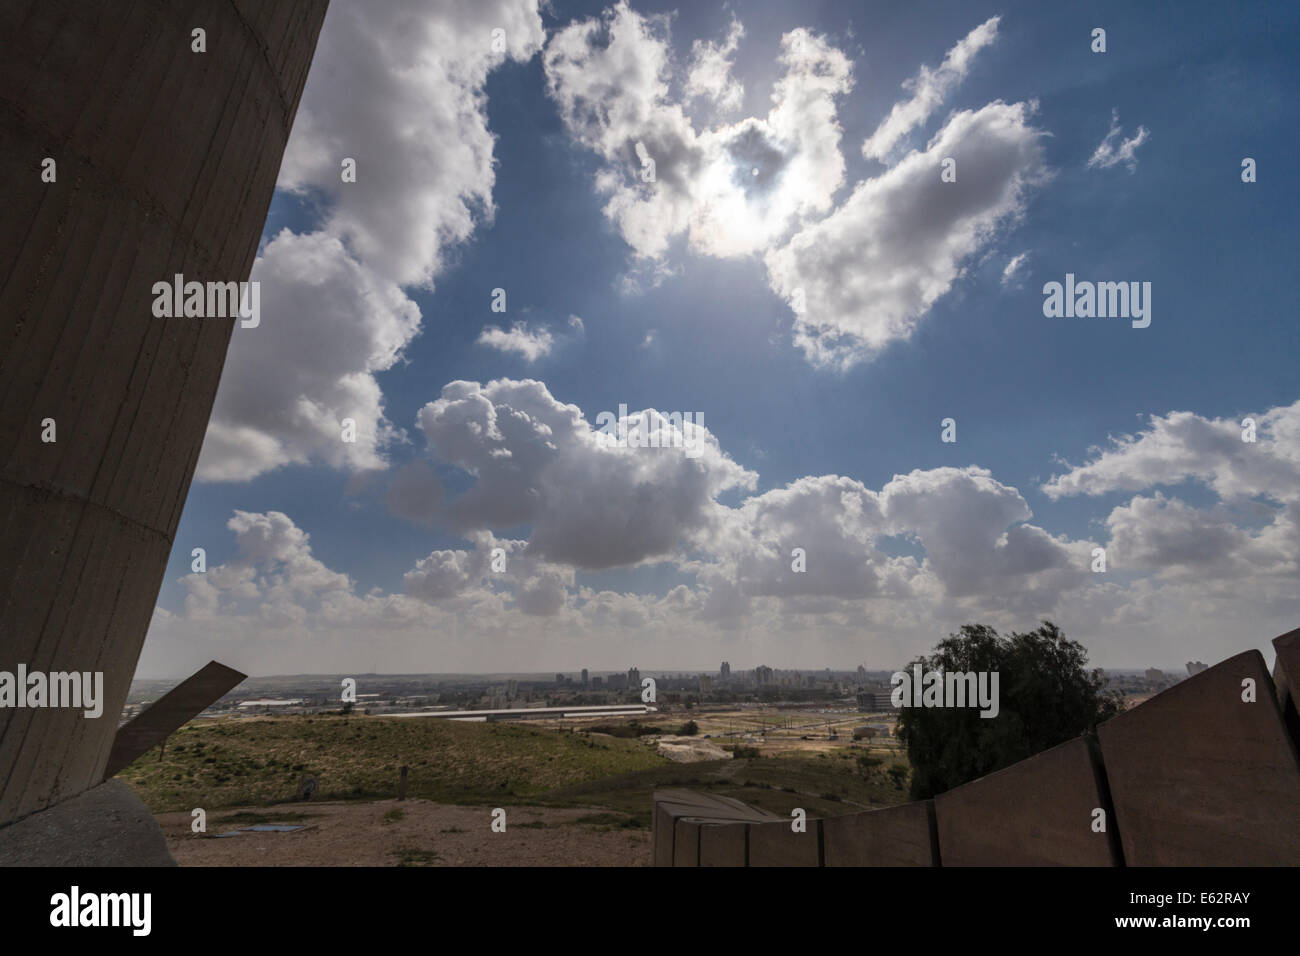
xmin=198 ymin=230 xmax=420 ymax=480
xmin=155 ymin=388 xmax=1300 ymax=673
xmin=197 ymin=0 xmax=545 ymax=482
xmin=543 ymin=3 xmax=852 ymax=261
xmin=685 ymin=16 xmax=745 ymax=113
xmin=766 ymin=100 xmax=1050 ymax=368
xmin=1087 ymin=108 xmax=1149 ymax=172
xmin=1042 ymin=401 xmax=1300 ymax=503
xmin=1001 ymin=250 xmax=1029 ymax=286
xmin=861 ymin=16 xmax=1001 ymax=161
xmin=415 ymin=379 xmax=755 ymax=568
xmin=477 ymin=322 xmax=555 ymax=361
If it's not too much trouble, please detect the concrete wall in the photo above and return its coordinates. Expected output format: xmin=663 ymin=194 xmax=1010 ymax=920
xmin=0 ymin=0 xmax=327 ymax=827
xmin=1098 ymin=649 xmax=1300 ymax=865
xmin=823 ymin=800 xmax=938 ymax=867
xmin=654 ymin=630 xmax=1300 ymax=866
xmin=935 ymin=735 xmax=1118 ymax=866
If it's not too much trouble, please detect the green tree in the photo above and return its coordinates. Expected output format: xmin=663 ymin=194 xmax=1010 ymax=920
xmin=894 ymin=621 xmax=1122 ymax=800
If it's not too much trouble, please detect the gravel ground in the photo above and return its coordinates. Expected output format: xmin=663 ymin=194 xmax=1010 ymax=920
xmin=157 ymin=799 xmax=651 ymax=867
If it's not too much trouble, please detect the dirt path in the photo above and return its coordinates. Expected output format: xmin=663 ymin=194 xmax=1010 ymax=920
xmin=158 ymin=799 xmax=650 ymax=866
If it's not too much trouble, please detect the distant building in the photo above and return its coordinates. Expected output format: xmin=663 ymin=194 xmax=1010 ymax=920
xmin=581 ymin=668 xmax=589 ymax=687
xmin=699 ymin=675 xmax=713 ymax=694
xmin=628 ymin=666 xmax=641 ymax=688
xmin=856 ymin=665 xmax=867 ymax=682
xmin=1186 ymin=661 xmax=1208 ymax=676
xmin=1145 ymin=668 xmax=1165 ymax=684
xmin=754 ymin=665 xmax=774 ymax=686
xmin=720 ymin=661 xmax=731 ymax=680
xmin=592 ymin=676 xmax=603 ymax=688
xmin=857 ymin=691 xmax=893 ymax=711
xmin=556 ymin=673 xmax=565 ymax=684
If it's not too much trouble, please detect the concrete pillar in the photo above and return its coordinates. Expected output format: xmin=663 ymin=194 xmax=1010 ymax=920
xmin=0 ymin=0 xmax=327 ymax=827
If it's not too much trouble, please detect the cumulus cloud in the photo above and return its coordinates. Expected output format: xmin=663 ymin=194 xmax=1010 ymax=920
xmin=766 ymin=101 xmax=1050 ymax=367
xmin=1044 ymin=401 xmax=1300 ymax=610
xmin=416 ymin=379 xmax=755 ymax=568
xmin=157 ymin=384 xmax=1300 ymax=673
xmin=685 ymin=16 xmax=745 ymax=113
xmin=861 ymin=16 xmax=1001 ymax=161
xmin=198 ymin=230 xmax=420 ymax=480
xmin=879 ymin=466 xmax=1088 ymax=603
xmin=543 ymin=3 xmax=852 ymax=261
xmin=197 ymin=0 xmax=545 ymax=481
xmin=409 ymin=380 xmax=1092 ymax=615
xmin=180 ymin=511 xmax=350 ymax=621
xmin=545 ymin=8 xmax=1041 ymax=368
xmin=1087 ymin=108 xmax=1149 ymax=172
xmin=1042 ymin=401 xmax=1300 ymax=503
xmin=477 ymin=322 xmax=555 ymax=361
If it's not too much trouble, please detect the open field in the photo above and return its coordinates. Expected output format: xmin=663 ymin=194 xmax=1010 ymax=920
xmin=118 ymin=714 xmax=670 ymax=811
xmin=122 ymin=713 xmax=912 ymax=863
xmin=158 ymin=799 xmax=651 ymax=867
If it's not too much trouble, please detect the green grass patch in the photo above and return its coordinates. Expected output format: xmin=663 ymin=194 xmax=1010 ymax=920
xmin=120 ymin=715 xmax=670 ymax=813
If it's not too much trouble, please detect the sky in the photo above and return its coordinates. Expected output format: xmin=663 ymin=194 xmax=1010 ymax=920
xmin=138 ymin=0 xmax=1300 ymax=678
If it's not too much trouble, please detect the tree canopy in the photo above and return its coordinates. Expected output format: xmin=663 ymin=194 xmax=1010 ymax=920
xmin=894 ymin=621 xmax=1122 ymax=800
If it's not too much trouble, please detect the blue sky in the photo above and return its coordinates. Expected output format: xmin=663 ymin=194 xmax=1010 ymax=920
xmin=139 ymin=0 xmax=1300 ymax=677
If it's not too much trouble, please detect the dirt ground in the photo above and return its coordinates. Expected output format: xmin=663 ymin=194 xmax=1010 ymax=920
xmin=158 ymin=799 xmax=650 ymax=867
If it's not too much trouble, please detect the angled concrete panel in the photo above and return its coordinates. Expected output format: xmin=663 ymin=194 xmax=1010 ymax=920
xmin=698 ymin=821 xmax=747 ymax=866
xmin=1272 ymin=628 xmax=1300 ymax=747
xmin=934 ymin=736 xmax=1118 ymax=866
xmin=748 ymin=819 xmax=821 ymax=867
xmin=1098 ymin=649 xmax=1300 ymax=865
xmin=0 ymin=0 xmax=327 ymax=826
xmin=104 ymin=660 xmax=246 ymax=779
xmin=823 ymin=800 xmax=939 ymax=866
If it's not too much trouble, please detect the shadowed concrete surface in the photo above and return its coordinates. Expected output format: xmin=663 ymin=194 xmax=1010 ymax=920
xmin=0 ymin=0 xmax=327 ymax=837
xmin=0 ymin=780 xmax=174 ymax=866
xmin=934 ymin=735 xmax=1117 ymax=866
xmin=748 ymin=818 xmax=821 ymax=866
xmin=823 ymin=799 xmax=938 ymax=866
xmin=1272 ymin=627 xmax=1300 ymax=744
xmin=1098 ymin=650 xmax=1300 ymax=866
xmin=653 ymin=789 xmax=778 ymax=867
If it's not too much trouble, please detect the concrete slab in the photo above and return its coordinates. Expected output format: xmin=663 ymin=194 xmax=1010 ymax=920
xmin=0 ymin=780 xmax=174 ymax=866
xmin=1098 ymin=649 xmax=1300 ymax=865
xmin=823 ymin=801 xmax=939 ymax=866
xmin=934 ymin=735 xmax=1118 ymax=866
xmin=652 ymin=790 xmax=778 ymax=866
xmin=698 ymin=821 xmax=747 ymax=866
xmin=747 ymin=819 xmax=820 ymax=867
xmin=1272 ymin=628 xmax=1300 ymax=747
